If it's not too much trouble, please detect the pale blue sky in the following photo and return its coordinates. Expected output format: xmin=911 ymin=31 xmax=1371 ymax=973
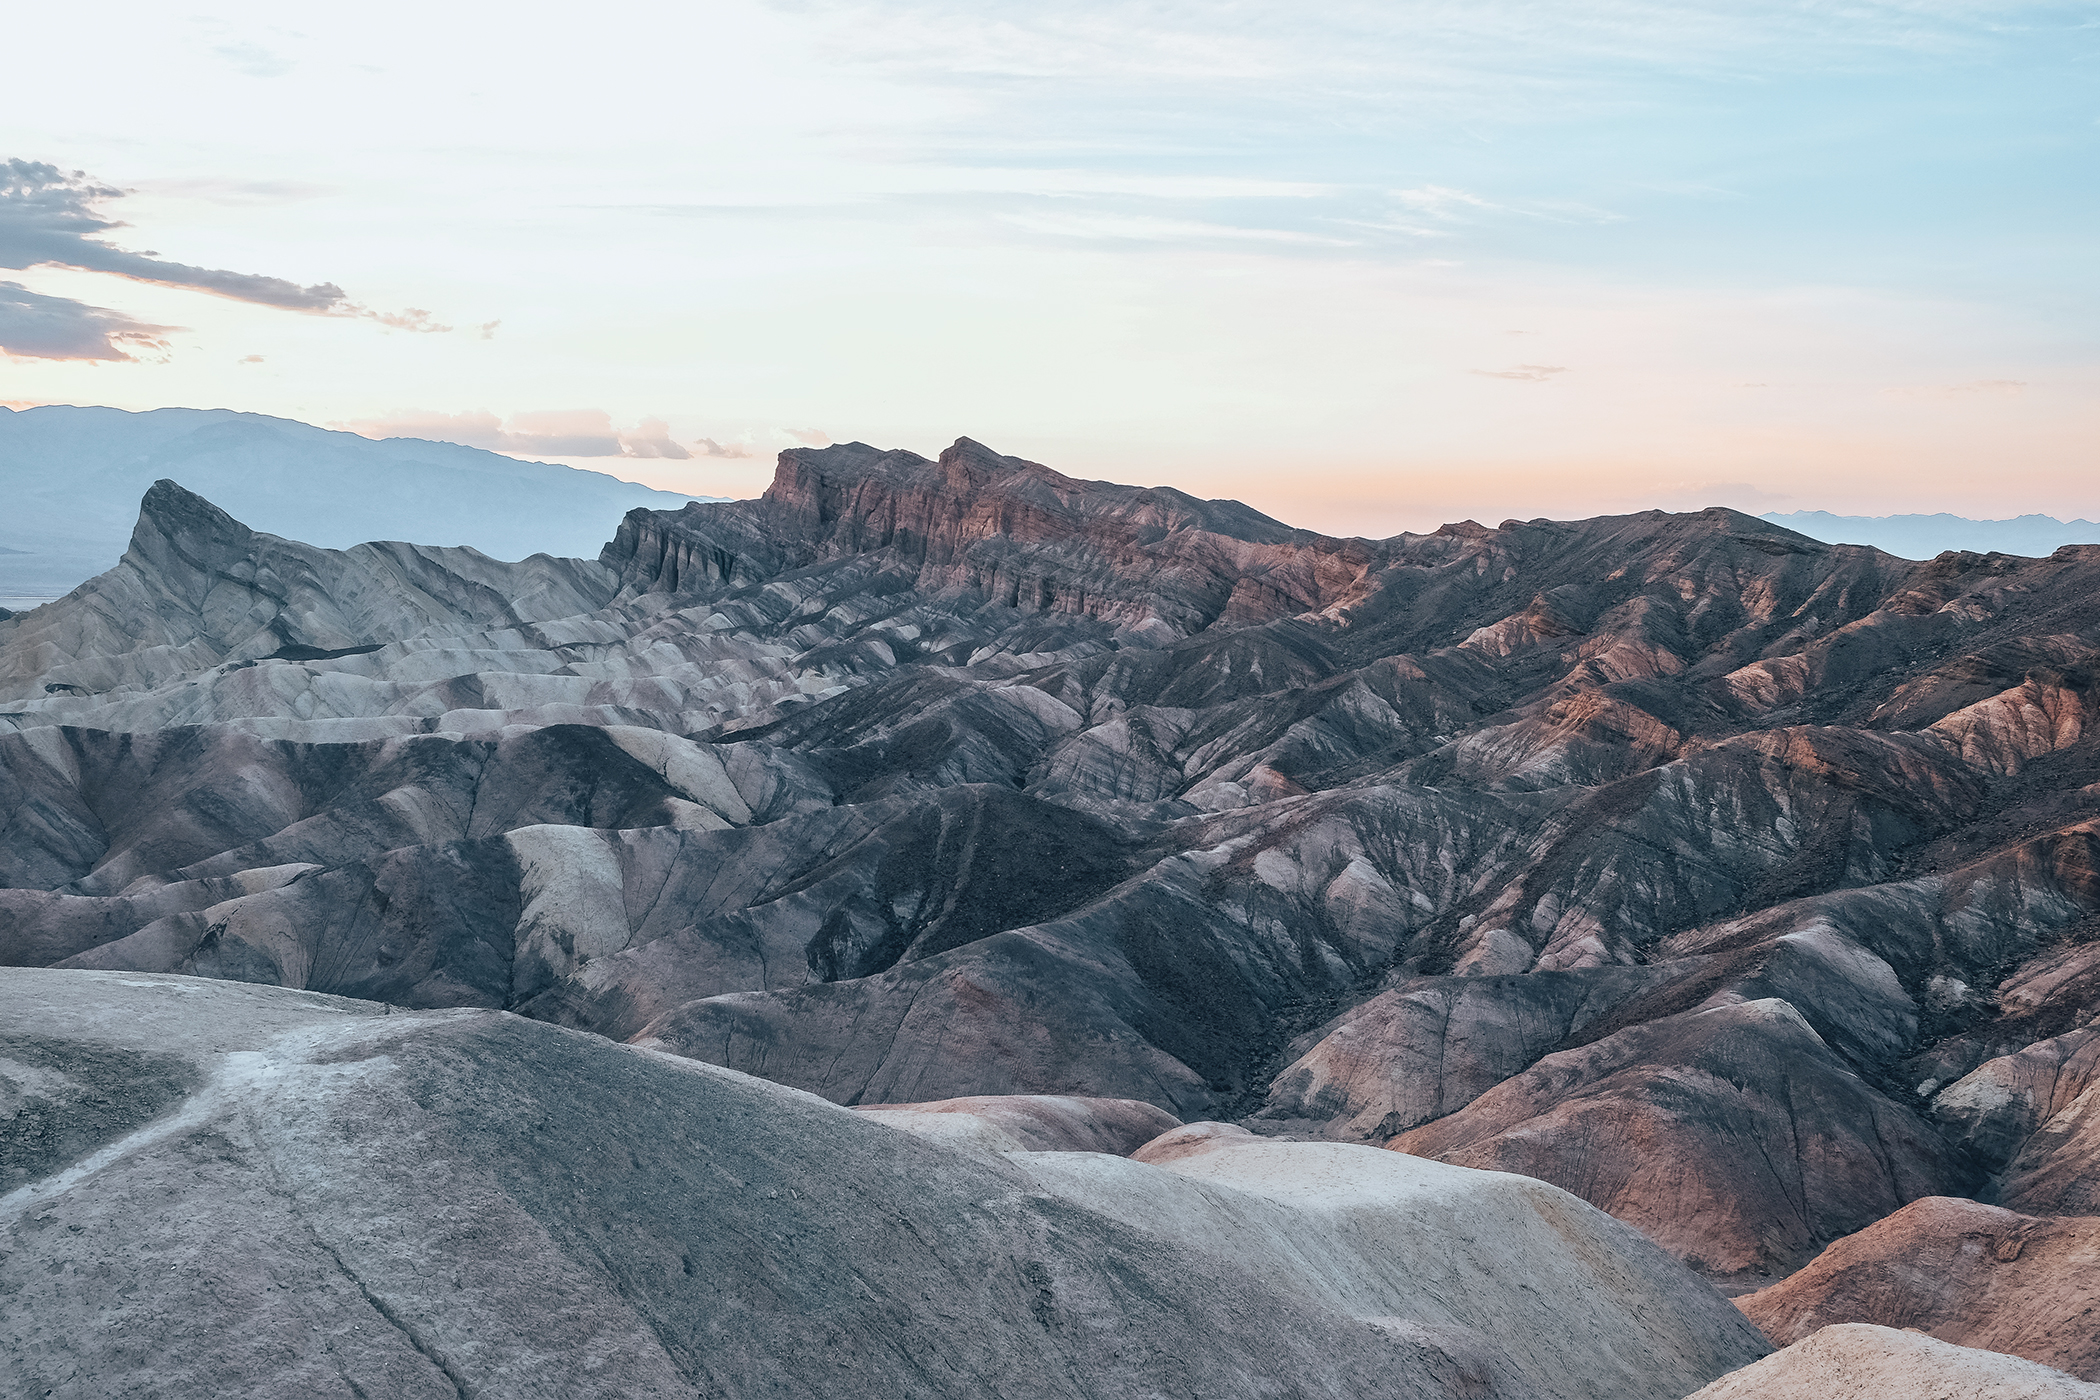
xmin=2 ymin=1 xmax=2094 ymax=533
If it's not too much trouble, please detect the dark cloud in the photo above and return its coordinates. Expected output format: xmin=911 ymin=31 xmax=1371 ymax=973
xmin=0 ymin=280 xmax=177 ymax=362
xmin=2 ymin=159 xmax=349 ymax=312
xmin=0 ymin=158 xmax=450 ymax=333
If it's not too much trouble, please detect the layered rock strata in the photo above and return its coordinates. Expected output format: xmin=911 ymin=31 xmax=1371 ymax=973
xmin=4 ymin=439 xmax=2100 ymax=1289
xmin=1735 ymin=1196 xmax=2100 ymax=1379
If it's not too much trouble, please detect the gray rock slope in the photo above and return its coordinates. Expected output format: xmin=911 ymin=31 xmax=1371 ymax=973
xmin=853 ymin=1093 xmax=1181 ymax=1154
xmin=0 ymin=480 xmax=622 ymax=707
xmin=5 ymin=439 xmax=2100 ymax=1291
xmin=0 ymin=968 xmax=1769 ymax=1400
xmin=0 ymin=404 xmax=710 ymax=598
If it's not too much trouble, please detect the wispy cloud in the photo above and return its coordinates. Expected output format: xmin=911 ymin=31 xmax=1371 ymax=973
xmin=0 ymin=279 xmax=177 ymax=362
xmin=1643 ymin=479 xmax=1794 ymax=510
xmin=0 ymin=158 xmax=451 ymax=336
xmin=807 ymin=2 xmax=2016 ymax=97
xmin=696 ymin=437 xmax=755 ymax=459
xmin=213 ymin=41 xmax=295 ymax=79
xmin=131 ymin=177 xmax=333 ymax=205
xmin=1390 ymin=185 xmax=1623 ymax=229
xmin=342 ymin=408 xmax=706 ymax=460
xmin=1470 ymin=364 xmax=1570 ymax=381
xmin=995 ymin=209 xmax=1357 ymax=246
xmin=895 ymin=169 xmax=1336 ymax=200
xmin=618 ymin=417 xmax=691 ymax=460
xmin=1888 ymin=378 xmax=2029 ymax=399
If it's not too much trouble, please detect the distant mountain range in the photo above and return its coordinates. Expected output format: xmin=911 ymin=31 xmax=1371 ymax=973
xmin=1762 ymin=509 xmax=2100 ymax=560
xmin=0 ymin=405 xmax=720 ymax=601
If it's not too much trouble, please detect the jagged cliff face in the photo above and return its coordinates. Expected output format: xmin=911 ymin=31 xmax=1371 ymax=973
xmin=5 ymin=437 xmax=2100 ymax=1291
xmin=602 ymin=436 xmax=1388 ymax=634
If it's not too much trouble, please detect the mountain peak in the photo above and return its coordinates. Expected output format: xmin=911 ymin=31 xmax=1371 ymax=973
xmin=137 ymin=476 xmax=249 ymax=539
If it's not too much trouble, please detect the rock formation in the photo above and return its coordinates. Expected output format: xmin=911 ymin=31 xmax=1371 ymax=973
xmin=1 ymin=968 xmax=1769 ymax=1400
xmin=5 ymin=437 xmax=2100 ymax=1298
xmin=1734 ymin=1196 xmax=2100 ymax=1379
xmin=1685 ymin=1323 xmax=2100 ymax=1399
xmin=0 ymin=404 xmax=707 ymax=600
xmin=852 ymin=1092 xmax=1180 ymax=1154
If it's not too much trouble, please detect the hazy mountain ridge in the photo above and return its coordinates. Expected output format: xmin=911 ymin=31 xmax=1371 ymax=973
xmin=0 ymin=404 xmax=718 ymax=600
xmin=1763 ymin=508 xmax=2100 ymax=560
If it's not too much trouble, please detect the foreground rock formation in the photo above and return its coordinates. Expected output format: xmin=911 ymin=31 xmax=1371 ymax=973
xmin=1734 ymin=1196 xmax=2100 ymax=1379
xmin=1685 ymin=1324 xmax=2100 ymax=1399
xmin=4 ymin=437 xmax=2100 ymax=1301
xmin=0 ymin=969 xmax=1769 ymax=1400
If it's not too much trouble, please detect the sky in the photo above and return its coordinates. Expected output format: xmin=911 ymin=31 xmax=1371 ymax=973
xmin=1 ymin=0 xmax=2095 ymax=537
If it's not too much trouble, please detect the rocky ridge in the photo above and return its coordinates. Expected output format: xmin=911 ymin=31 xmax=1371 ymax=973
xmin=1734 ymin=1196 xmax=2100 ymax=1379
xmin=1685 ymin=1324 xmax=2100 ymax=1400
xmin=0 ymin=404 xmax=706 ymax=600
xmin=3 ymin=438 xmax=2099 ymax=1307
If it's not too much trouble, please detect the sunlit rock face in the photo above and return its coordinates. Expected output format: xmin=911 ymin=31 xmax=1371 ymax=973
xmin=5 ymin=436 xmax=2100 ymax=1290
xmin=1684 ymin=1323 xmax=2100 ymax=1400
xmin=1734 ymin=1195 xmax=2100 ymax=1381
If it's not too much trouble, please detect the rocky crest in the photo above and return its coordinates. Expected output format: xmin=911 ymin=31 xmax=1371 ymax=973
xmin=601 ymin=437 xmax=1388 ymax=635
xmin=5 ymin=440 xmax=2100 ymax=1313
xmin=1735 ymin=1196 xmax=2100 ymax=1379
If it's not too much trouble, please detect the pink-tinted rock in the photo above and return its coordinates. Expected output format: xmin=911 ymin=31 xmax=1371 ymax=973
xmin=1735 ymin=1197 xmax=2100 ymax=1380
xmin=1130 ymin=1120 xmax=1267 ymax=1166
xmin=1687 ymin=1323 xmax=2100 ymax=1400
xmin=1389 ymin=999 xmax=1967 ymax=1287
